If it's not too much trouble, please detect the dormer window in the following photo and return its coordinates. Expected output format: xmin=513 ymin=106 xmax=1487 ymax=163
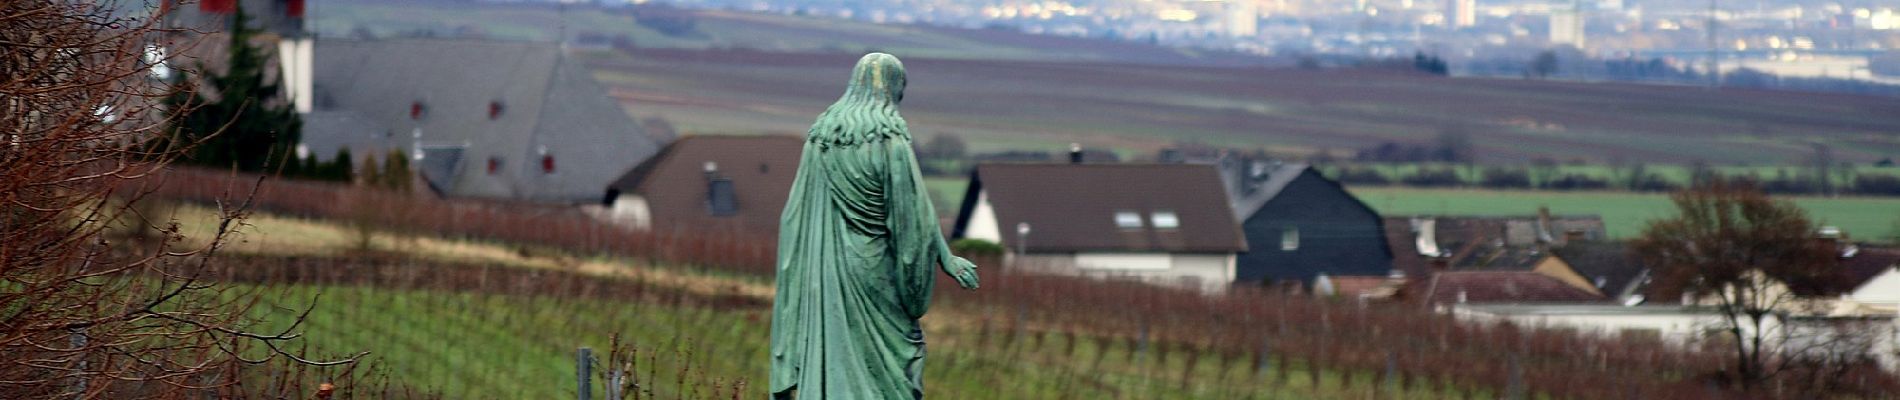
xmin=1114 ymin=211 xmax=1143 ymax=229
xmin=1151 ymin=211 xmax=1179 ymax=229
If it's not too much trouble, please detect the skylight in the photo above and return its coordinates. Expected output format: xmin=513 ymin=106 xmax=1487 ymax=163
xmin=1151 ymin=211 xmax=1179 ymax=229
xmin=1114 ymin=211 xmax=1143 ymax=229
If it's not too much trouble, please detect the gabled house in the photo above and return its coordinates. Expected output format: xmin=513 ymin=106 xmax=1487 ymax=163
xmin=951 ymin=163 xmax=1248 ymax=293
xmin=598 ymin=135 xmax=802 ymax=238
xmin=1418 ymin=271 xmax=1607 ymax=305
xmin=301 ymin=38 xmax=662 ymax=203
xmin=1551 ymin=242 xmax=1652 ymax=304
xmin=1834 ymin=245 xmax=1900 ymax=315
xmin=1220 ymin=159 xmax=1392 ymax=287
xmin=1383 ymin=212 xmax=1607 ymax=278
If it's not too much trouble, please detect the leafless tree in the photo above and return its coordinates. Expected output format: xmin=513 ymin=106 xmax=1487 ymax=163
xmin=1632 ymin=182 xmax=1849 ymax=392
xmin=2 ymin=1 xmax=358 ymax=397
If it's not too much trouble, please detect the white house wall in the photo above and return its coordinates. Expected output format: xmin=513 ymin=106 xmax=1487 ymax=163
xmin=1076 ymin=253 xmax=1172 ymax=270
xmin=965 ymin=191 xmax=1002 ymax=244
xmin=1850 ymin=268 xmax=1900 ymax=306
xmin=1016 ymin=252 xmax=1236 ymax=293
xmin=607 ymin=195 xmax=652 ymax=230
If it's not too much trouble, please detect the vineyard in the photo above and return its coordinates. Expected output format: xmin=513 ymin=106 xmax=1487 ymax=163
xmin=135 ymin=167 xmax=1894 ymax=399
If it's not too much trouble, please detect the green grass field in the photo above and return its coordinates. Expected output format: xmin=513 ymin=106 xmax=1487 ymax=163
xmin=928 ymin=177 xmax=1899 ymax=242
xmin=1330 ymin=163 xmax=1900 ymax=187
xmin=1348 ymin=187 xmax=1900 ymax=241
xmin=247 ymin=281 xmax=1484 ymax=399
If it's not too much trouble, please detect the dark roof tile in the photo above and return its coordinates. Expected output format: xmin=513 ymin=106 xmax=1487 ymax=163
xmin=966 ymin=163 xmax=1246 ymax=253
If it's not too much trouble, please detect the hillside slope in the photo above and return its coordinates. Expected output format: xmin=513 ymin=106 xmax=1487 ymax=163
xmin=592 ymin=49 xmax=1900 ymax=164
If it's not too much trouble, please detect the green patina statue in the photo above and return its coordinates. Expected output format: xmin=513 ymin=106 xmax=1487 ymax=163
xmin=769 ymin=53 xmax=981 ymax=399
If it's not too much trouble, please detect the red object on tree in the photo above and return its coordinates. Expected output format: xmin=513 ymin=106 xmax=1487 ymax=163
xmin=287 ymin=0 xmax=305 ymax=18
xmin=199 ymin=0 xmax=236 ymax=14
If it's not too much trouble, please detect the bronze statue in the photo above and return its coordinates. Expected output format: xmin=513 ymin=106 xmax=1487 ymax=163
xmin=768 ymin=53 xmax=980 ymax=399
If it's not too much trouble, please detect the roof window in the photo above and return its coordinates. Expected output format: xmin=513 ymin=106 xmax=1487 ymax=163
xmin=1114 ymin=211 xmax=1143 ymax=229
xmin=1151 ymin=211 xmax=1179 ymax=229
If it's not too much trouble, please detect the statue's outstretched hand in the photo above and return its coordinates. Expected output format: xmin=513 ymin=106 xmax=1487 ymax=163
xmin=943 ymin=256 xmax=980 ymax=289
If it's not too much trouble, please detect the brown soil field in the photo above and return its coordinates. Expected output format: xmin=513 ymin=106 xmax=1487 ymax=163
xmin=590 ymin=48 xmax=1900 ymax=164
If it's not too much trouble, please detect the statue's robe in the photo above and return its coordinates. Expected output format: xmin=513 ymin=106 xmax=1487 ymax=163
xmin=768 ymin=126 xmax=945 ymax=399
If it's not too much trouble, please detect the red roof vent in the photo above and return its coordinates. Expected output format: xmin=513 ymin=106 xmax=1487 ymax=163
xmin=541 ymin=154 xmax=555 ymax=174
xmin=488 ymin=101 xmax=505 ymax=120
xmin=410 ymin=101 xmax=425 ymax=120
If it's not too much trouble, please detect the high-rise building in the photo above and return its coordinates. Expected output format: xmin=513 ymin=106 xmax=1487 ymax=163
xmin=1447 ymin=0 xmax=1477 ymax=28
xmin=1550 ymin=2 xmax=1586 ymax=48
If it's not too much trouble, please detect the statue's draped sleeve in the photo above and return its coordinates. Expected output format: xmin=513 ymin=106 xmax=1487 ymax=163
xmin=885 ymin=136 xmax=942 ymax=320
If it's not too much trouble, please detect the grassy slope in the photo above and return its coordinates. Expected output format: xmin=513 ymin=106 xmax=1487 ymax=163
xmin=250 ymin=282 xmax=1480 ymax=399
xmin=183 ymin=202 xmax=1484 ymax=398
xmin=1333 ymin=163 xmax=1900 ymax=184
xmin=313 ymin=0 xmax=1900 ymax=165
xmin=587 ymin=49 xmax=1900 ymax=165
xmin=925 ymin=176 xmax=1900 ymax=242
xmin=1348 ymin=186 xmax=1900 ymax=241
xmin=309 ymin=0 xmax=1261 ymax=64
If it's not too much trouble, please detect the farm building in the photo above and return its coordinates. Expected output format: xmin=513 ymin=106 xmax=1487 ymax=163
xmin=1415 ymin=271 xmax=1606 ymax=305
xmin=1834 ymin=245 xmax=1900 ymax=315
xmin=597 ymin=135 xmax=802 ymax=238
xmin=1383 ymin=213 xmax=1607 ymax=279
xmin=951 ymin=163 xmax=1248 ymax=293
xmin=299 ymin=38 xmax=662 ymax=203
xmin=1550 ymin=242 xmax=1652 ymax=304
xmin=1218 ymin=158 xmax=1392 ymax=288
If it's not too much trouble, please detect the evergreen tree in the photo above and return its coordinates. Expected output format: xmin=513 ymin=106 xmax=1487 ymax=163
xmin=329 ymin=148 xmax=355 ymax=182
xmin=358 ymin=153 xmax=381 ymax=187
xmin=165 ymin=5 xmax=300 ymax=173
xmin=381 ymin=150 xmax=413 ymax=191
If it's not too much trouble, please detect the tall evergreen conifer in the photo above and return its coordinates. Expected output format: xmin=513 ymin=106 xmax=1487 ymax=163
xmin=165 ymin=5 xmax=301 ymax=173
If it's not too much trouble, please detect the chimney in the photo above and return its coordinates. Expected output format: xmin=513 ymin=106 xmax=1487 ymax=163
xmin=1068 ymin=143 xmax=1083 ymax=164
xmin=1814 ymin=226 xmax=1849 ymax=257
xmin=1536 ymin=206 xmax=1554 ymax=246
xmin=1564 ymin=229 xmax=1586 ymax=244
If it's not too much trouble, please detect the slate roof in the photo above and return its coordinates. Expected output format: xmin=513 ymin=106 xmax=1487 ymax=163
xmin=606 ymin=135 xmax=803 ymax=236
xmin=1421 ymin=271 xmax=1607 ymax=304
xmin=1452 ymin=245 xmax=1551 ymax=270
xmin=1551 ymin=242 xmax=1651 ymax=298
xmin=1842 ymin=245 xmax=1900 ymax=290
xmin=958 ymin=163 xmax=1247 ymax=253
xmin=305 ymin=38 xmax=660 ymax=202
xmin=1221 ymin=160 xmax=1312 ymax=221
xmin=1383 ymin=215 xmax=1607 ymax=277
xmin=300 ymin=110 xmax=397 ymax=159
